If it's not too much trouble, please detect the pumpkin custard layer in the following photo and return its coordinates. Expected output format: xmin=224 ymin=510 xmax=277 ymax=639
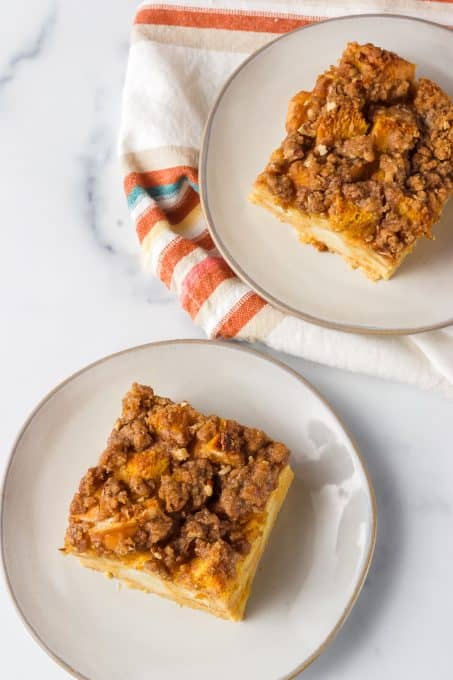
xmin=250 ymin=42 xmax=453 ymax=280
xmin=63 ymin=383 xmax=293 ymax=620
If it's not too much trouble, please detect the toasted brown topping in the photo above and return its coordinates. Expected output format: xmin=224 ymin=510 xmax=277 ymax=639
xmin=181 ymin=509 xmax=230 ymax=549
xmin=337 ymin=135 xmax=375 ymax=162
xmin=68 ymin=524 xmax=91 ymax=552
xmin=243 ymin=427 xmax=269 ymax=454
xmin=266 ymin=172 xmax=295 ymax=204
xmin=128 ymin=475 xmax=152 ymax=499
xmin=141 ymin=505 xmax=174 ymax=545
xmin=263 ymin=441 xmax=291 ymax=465
xmin=216 ymin=460 xmax=280 ymax=522
xmin=158 ymin=459 xmax=214 ymax=513
xmin=143 ymin=555 xmax=170 ymax=579
xmin=260 ymin=42 xmax=453 ymax=259
xmin=122 ymin=383 xmax=154 ymax=421
xmin=194 ymin=416 xmax=219 ymax=443
xmin=99 ymin=478 xmax=129 ymax=516
xmin=197 ymin=539 xmax=238 ymax=581
xmin=65 ymin=383 xmax=290 ymax=582
xmin=148 ymin=403 xmax=196 ymax=446
xmin=371 ymin=105 xmax=419 ymax=153
xmin=70 ymin=466 xmax=106 ymax=515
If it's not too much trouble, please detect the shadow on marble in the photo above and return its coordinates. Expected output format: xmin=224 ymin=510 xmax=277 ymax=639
xmin=246 ymin=475 xmax=315 ymax=618
xmin=296 ymin=420 xmax=355 ymax=488
xmin=248 ymin=418 xmax=370 ymax=623
xmin=302 ymin=428 xmax=404 ymax=679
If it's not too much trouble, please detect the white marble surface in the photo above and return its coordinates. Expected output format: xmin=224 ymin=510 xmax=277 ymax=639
xmin=0 ymin=2 xmax=452 ymax=678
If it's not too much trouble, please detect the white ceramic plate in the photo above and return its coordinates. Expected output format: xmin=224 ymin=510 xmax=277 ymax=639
xmin=200 ymin=15 xmax=453 ymax=334
xmin=1 ymin=341 xmax=376 ymax=680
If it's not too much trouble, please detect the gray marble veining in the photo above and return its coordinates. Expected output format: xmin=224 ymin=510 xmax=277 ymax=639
xmin=0 ymin=3 xmax=57 ymax=90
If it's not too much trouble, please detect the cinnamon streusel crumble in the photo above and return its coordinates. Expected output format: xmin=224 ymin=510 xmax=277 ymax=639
xmin=62 ymin=383 xmax=293 ymax=620
xmin=250 ymin=42 xmax=453 ymax=280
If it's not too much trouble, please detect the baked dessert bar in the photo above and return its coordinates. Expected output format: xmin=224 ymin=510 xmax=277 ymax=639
xmin=250 ymin=42 xmax=453 ymax=280
xmin=62 ymin=383 xmax=293 ymax=621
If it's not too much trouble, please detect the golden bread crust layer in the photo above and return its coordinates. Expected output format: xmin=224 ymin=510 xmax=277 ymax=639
xmin=63 ymin=383 xmax=293 ymax=619
xmin=68 ymin=465 xmax=294 ymax=621
xmin=252 ymin=42 xmax=453 ymax=280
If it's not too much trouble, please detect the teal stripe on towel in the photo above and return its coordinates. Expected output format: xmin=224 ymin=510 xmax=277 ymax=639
xmin=127 ymin=176 xmax=200 ymax=209
xmin=148 ymin=177 xmax=186 ymax=198
xmin=127 ymin=186 xmax=148 ymax=209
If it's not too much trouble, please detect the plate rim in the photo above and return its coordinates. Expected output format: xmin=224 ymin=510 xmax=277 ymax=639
xmin=0 ymin=339 xmax=377 ymax=680
xmin=199 ymin=13 xmax=453 ymax=336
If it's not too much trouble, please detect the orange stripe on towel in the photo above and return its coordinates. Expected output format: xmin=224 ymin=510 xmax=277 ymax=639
xmin=124 ymin=166 xmax=199 ymax=193
xmin=136 ymin=205 xmax=166 ymax=242
xmin=214 ymin=291 xmax=267 ymax=337
xmin=166 ymin=187 xmax=200 ymax=224
xmin=181 ymin=256 xmax=235 ymax=318
xmin=193 ymin=229 xmax=215 ymax=251
xmin=136 ymin=189 xmax=200 ymax=242
xmin=159 ymin=238 xmax=198 ymax=287
xmin=135 ymin=6 xmax=319 ymax=33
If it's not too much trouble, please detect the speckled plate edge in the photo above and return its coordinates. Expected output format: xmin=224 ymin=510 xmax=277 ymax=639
xmin=199 ymin=14 xmax=453 ymax=336
xmin=0 ymin=339 xmax=377 ymax=679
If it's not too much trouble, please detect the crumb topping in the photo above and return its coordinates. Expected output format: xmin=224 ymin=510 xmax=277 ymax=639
xmin=66 ymin=383 xmax=290 ymax=584
xmin=260 ymin=42 xmax=453 ymax=259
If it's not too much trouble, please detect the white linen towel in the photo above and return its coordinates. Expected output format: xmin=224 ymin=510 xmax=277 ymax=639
xmin=120 ymin=0 xmax=453 ymax=398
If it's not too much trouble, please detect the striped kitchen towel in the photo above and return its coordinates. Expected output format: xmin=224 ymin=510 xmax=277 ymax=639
xmin=119 ymin=0 xmax=453 ymax=398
